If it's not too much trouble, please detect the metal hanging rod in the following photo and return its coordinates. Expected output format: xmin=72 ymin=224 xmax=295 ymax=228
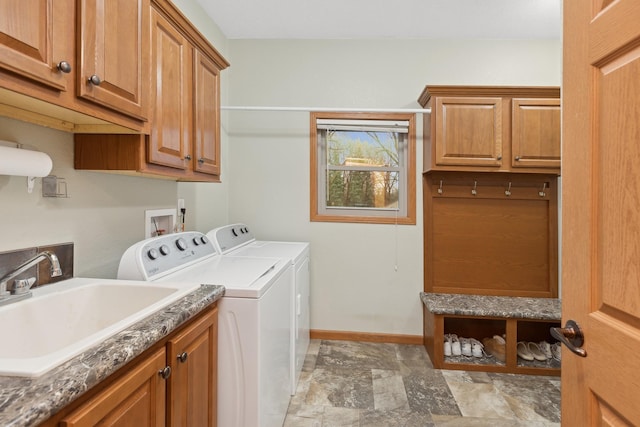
xmin=220 ymin=106 xmax=432 ymax=113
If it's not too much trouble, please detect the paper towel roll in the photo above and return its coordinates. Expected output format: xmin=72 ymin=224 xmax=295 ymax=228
xmin=0 ymin=145 xmax=53 ymax=177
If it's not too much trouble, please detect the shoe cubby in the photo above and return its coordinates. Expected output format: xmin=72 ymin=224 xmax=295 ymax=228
xmin=423 ymin=303 xmax=561 ymax=376
xmin=515 ymin=320 xmax=561 ymax=371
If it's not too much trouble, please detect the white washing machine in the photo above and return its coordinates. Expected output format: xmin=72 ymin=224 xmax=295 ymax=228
xmin=117 ymin=231 xmax=292 ymax=427
xmin=207 ymin=223 xmax=310 ymax=395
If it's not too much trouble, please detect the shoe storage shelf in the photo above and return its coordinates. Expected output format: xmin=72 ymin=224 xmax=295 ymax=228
xmin=421 ymin=292 xmax=561 ymax=376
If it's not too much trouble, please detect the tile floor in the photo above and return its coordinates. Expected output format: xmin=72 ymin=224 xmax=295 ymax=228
xmin=284 ymin=340 xmax=560 ymax=427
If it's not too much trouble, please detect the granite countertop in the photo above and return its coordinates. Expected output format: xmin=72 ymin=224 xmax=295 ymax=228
xmin=420 ymin=292 xmax=561 ymax=320
xmin=0 ymin=284 xmax=225 ymax=427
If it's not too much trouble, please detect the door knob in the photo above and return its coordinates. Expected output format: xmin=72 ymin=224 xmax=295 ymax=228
xmin=550 ymin=320 xmax=587 ymax=357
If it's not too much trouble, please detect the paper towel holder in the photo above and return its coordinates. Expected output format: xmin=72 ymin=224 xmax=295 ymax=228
xmin=0 ymin=140 xmax=53 ymax=193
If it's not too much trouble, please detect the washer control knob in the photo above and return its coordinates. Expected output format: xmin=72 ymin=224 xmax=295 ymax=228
xmin=200 ymin=236 xmax=208 ymax=244
xmin=176 ymin=238 xmax=187 ymax=251
xmin=192 ymin=237 xmax=201 ymax=246
xmin=159 ymin=245 xmax=170 ymax=256
xmin=147 ymin=248 xmax=159 ymax=260
xmin=232 ymin=229 xmax=238 ymax=237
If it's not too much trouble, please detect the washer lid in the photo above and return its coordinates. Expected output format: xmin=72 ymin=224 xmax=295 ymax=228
xmin=226 ymin=241 xmax=309 ymax=264
xmin=156 ymin=256 xmax=283 ymax=294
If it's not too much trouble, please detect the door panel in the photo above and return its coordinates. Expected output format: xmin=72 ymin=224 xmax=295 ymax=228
xmin=0 ymin=0 xmax=72 ymax=91
xmin=78 ymin=0 xmax=149 ymax=120
xmin=563 ymin=0 xmax=640 ymax=425
xmin=148 ymin=8 xmax=191 ymax=170
xmin=435 ymin=97 xmax=502 ymax=167
xmin=194 ymin=50 xmax=221 ymax=176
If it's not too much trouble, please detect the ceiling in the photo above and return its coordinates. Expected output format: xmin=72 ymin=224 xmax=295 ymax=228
xmin=196 ymin=0 xmax=562 ymax=40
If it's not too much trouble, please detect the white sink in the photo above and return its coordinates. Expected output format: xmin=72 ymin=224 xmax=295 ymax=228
xmin=0 ymin=278 xmax=200 ymax=377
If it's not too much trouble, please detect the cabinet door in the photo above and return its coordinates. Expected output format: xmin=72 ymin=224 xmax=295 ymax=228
xmin=511 ymin=98 xmax=561 ymax=169
xmin=77 ymin=0 xmax=150 ymax=120
xmin=0 ymin=0 xmax=73 ymax=92
xmin=60 ymin=348 xmax=167 ymax=427
xmin=434 ymin=97 xmax=503 ymax=167
xmin=148 ymin=8 xmax=192 ymax=170
xmin=193 ymin=50 xmax=221 ymax=177
xmin=167 ymin=306 xmax=217 ymax=427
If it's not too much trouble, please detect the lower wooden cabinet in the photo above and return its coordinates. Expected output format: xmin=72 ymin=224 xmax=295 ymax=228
xmin=59 ymin=348 xmax=167 ymax=427
xmin=167 ymin=306 xmax=218 ymax=427
xmin=42 ymin=304 xmax=218 ymax=427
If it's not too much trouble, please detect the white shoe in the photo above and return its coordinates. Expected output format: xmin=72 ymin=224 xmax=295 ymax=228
xmin=517 ymin=341 xmax=534 ymax=361
xmin=538 ymin=341 xmax=553 ymax=359
xmin=551 ymin=343 xmax=562 ymax=361
xmin=444 ymin=334 xmax=453 ymax=356
xmin=451 ymin=335 xmax=462 ymax=356
xmin=460 ymin=337 xmax=472 ymax=357
xmin=470 ymin=338 xmax=485 ymax=358
xmin=527 ymin=342 xmax=548 ymax=361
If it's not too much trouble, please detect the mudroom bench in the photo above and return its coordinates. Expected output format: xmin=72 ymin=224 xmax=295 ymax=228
xmin=421 ymin=292 xmax=561 ymax=376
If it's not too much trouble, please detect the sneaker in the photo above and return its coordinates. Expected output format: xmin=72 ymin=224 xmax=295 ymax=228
xmin=444 ymin=334 xmax=454 ymax=356
xmin=527 ymin=342 xmax=548 ymax=361
xmin=451 ymin=335 xmax=462 ymax=356
xmin=470 ymin=338 xmax=485 ymax=358
xmin=538 ymin=341 xmax=553 ymax=359
xmin=517 ymin=341 xmax=534 ymax=361
xmin=551 ymin=343 xmax=562 ymax=361
xmin=460 ymin=337 xmax=472 ymax=357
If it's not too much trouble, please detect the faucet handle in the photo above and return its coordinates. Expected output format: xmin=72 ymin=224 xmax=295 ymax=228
xmin=12 ymin=277 xmax=36 ymax=295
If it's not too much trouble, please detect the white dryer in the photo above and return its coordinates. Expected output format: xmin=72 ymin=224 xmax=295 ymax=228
xmin=207 ymin=223 xmax=310 ymax=395
xmin=117 ymin=231 xmax=291 ymax=427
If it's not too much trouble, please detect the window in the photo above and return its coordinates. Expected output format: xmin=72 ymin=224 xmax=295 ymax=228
xmin=310 ymin=112 xmax=416 ymax=224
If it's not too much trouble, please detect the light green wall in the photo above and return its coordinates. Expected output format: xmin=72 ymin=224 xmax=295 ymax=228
xmin=225 ymin=39 xmax=562 ymax=336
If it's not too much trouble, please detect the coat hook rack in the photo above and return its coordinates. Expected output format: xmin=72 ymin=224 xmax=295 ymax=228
xmin=471 ymin=180 xmax=478 ymax=196
xmin=438 ymin=180 xmax=443 ymax=194
xmin=539 ymin=182 xmax=547 ymax=197
xmin=505 ymin=182 xmax=512 ymax=197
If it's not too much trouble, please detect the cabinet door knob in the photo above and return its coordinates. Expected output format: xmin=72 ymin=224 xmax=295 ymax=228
xmin=184 ymin=154 xmax=192 ymax=161
xmin=197 ymin=158 xmax=205 ymax=164
xmin=177 ymin=352 xmax=188 ymax=363
xmin=56 ymin=61 xmax=72 ymax=74
xmin=88 ymin=74 xmax=102 ymax=85
xmin=496 ymin=155 xmax=502 ymax=160
xmin=514 ymin=156 xmax=521 ymax=161
xmin=158 ymin=366 xmax=172 ymax=379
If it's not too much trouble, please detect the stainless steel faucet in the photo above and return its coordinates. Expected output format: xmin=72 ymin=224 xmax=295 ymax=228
xmin=0 ymin=251 xmax=63 ymax=303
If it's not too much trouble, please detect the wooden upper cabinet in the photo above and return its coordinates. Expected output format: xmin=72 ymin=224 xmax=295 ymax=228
xmin=78 ymin=0 xmax=150 ymax=121
xmin=194 ymin=50 xmax=221 ymax=176
xmin=0 ymin=0 xmax=73 ymax=92
xmin=511 ymin=98 xmax=561 ymax=169
xmin=435 ymin=97 xmax=503 ymax=167
xmin=419 ymin=86 xmax=561 ymax=174
xmin=149 ymin=7 xmax=191 ymax=170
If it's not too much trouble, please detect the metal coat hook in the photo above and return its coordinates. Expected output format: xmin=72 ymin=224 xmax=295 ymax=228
xmin=438 ymin=180 xmax=443 ymax=194
xmin=539 ymin=182 xmax=547 ymax=197
xmin=471 ymin=180 xmax=478 ymax=196
xmin=505 ymin=182 xmax=512 ymax=197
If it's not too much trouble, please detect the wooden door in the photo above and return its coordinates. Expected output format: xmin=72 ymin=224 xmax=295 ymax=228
xmin=167 ymin=306 xmax=217 ymax=427
xmin=434 ymin=97 xmax=503 ymax=167
xmin=511 ymin=98 xmax=561 ymax=169
xmin=60 ymin=348 xmax=167 ymax=427
xmin=562 ymin=0 xmax=640 ymax=425
xmin=77 ymin=0 xmax=150 ymax=120
xmin=149 ymin=8 xmax=192 ymax=170
xmin=193 ymin=50 xmax=221 ymax=177
xmin=0 ymin=0 xmax=73 ymax=92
